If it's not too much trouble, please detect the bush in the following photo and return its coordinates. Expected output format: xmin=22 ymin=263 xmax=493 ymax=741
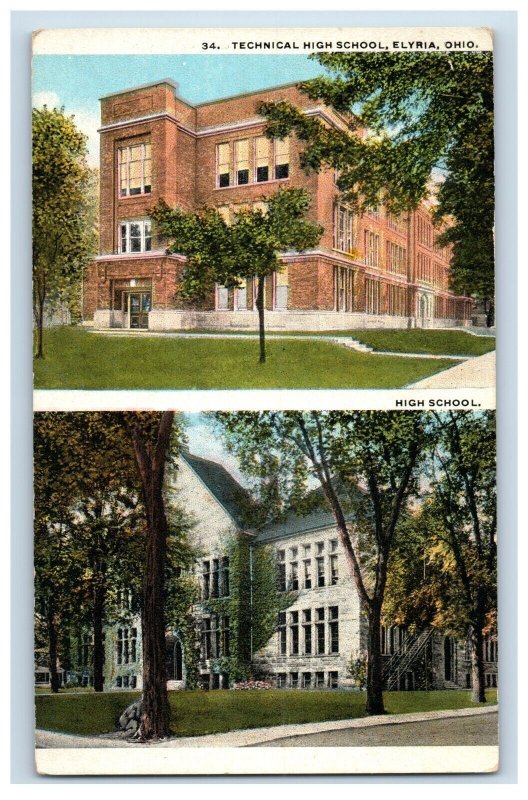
xmin=232 ymin=680 xmax=274 ymax=690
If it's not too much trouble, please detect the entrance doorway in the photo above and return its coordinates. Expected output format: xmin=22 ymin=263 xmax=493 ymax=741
xmin=128 ymin=292 xmax=151 ymax=329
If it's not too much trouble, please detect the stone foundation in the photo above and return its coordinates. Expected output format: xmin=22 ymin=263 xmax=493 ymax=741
xmin=92 ymin=308 xmax=470 ymax=332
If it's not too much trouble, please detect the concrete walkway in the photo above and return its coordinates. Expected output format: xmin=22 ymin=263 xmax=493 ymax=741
xmin=408 ymin=350 xmax=496 ymax=389
xmin=35 ymin=704 xmax=498 ymax=749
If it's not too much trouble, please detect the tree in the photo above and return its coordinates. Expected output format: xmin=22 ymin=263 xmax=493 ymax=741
xmin=121 ymin=412 xmax=179 ymax=741
xmin=34 ymin=413 xmax=144 ymax=692
xmin=213 ymin=411 xmax=427 ymax=715
xmin=428 ymin=412 xmax=497 ymax=702
xmin=32 ymin=106 xmax=96 ymax=358
xmin=152 ymin=187 xmax=322 ymax=363
xmin=259 ymin=52 xmax=494 ymax=315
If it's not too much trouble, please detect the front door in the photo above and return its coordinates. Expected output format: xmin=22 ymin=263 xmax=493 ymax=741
xmin=128 ymin=292 xmax=151 ymax=329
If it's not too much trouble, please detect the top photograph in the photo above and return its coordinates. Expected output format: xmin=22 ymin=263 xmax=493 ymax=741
xmin=32 ymin=31 xmax=496 ymax=391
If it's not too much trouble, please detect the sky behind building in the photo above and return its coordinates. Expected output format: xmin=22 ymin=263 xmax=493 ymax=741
xmin=32 ymin=53 xmax=327 ymax=165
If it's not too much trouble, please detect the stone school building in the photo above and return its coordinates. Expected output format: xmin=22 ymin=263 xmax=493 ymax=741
xmin=83 ymin=78 xmax=473 ymax=333
xmin=68 ymin=451 xmax=496 ymax=694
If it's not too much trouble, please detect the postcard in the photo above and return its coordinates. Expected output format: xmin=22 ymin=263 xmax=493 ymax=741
xmin=32 ymin=26 xmax=497 ymax=776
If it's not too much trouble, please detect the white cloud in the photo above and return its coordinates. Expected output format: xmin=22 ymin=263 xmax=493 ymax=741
xmin=32 ymin=90 xmax=61 ymax=109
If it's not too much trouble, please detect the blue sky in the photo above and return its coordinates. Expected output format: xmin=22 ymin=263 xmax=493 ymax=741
xmin=32 ymin=54 xmax=327 ymax=165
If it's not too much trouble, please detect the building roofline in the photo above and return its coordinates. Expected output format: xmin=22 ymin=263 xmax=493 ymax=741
xmin=99 ymin=78 xmax=194 ymax=110
xmin=193 ymin=80 xmax=302 ymax=107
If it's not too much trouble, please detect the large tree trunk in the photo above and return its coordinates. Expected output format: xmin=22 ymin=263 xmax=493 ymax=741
xmin=47 ymin=606 xmax=60 ymax=693
xmin=129 ymin=412 xmax=174 ymax=741
xmin=256 ymin=275 xmax=266 ymax=364
xmin=92 ymin=576 xmax=106 ymax=693
xmin=365 ymin=600 xmax=385 ymax=716
xmin=469 ymin=595 xmax=487 ymax=703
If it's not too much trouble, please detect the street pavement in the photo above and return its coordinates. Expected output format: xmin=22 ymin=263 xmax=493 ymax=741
xmin=252 ymin=711 xmax=498 ymax=748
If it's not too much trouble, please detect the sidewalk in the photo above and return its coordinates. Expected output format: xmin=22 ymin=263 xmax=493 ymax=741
xmin=408 ymin=350 xmax=496 ymax=389
xmin=35 ymin=704 xmax=498 ymax=749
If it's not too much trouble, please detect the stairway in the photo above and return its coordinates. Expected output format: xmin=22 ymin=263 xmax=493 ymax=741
xmin=382 ymin=628 xmax=434 ymax=691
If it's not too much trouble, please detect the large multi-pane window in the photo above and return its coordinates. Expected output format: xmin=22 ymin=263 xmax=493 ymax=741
xmin=329 ymin=606 xmax=339 ymax=653
xmin=119 ymin=220 xmax=152 ymax=254
xmin=386 ymin=241 xmax=407 ymax=275
xmin=365 ymin=231 xmax=380 ymax=267
xmin=202 ymin=561 xmax=211 ymax=600
xmin=201 ymin=615 xmax=230 ymax=660
xmin=290 ymin=611 xmax=299 ymax=655
xmin=334 ymin=205 xmax=354 ymax=253
xmin=216 ymin=137 xmax=290 ymax=187
xmin=117 ymin=627 xmax=137 ymax=665
xmin=234 ymin=139 xmax=250 ymax=185
xmin=366 ymin=279 xmax=381 ymax=315
xmin=118 ymin=143 xmax=151 ymax=197
xmin=289 ymin=547 xmax=299 ymax=590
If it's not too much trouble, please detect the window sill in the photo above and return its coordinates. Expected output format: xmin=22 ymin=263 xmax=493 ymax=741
xmin=213 ymin=177 xmax=290 ymax=191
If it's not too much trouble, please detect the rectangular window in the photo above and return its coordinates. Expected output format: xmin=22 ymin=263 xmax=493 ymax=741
xmin=328 ymin=671 xmax=339 ymax=689
xmin=217 ymin=142 xmax=231 ymax=187
xmin=315 ymin=671 xmax=325 ymax=688
xmin=303 ymin=609 xmax=312 ymax=655
xmin=274 ymin=138 xmax=290 ymax=179
xmin=303 ymin=559 xmax=312 ymax=589
xmin=330 ymin=554 xmax=339 ymax=586
xmin=117 ymin=627 xmax=137 ymax=665
xmin=278 ymin=612 xmax=287 ymax=656
xmin=211 ymin=558 xmax=220 ymax=598
xmin=217 ymin=137 xmax=289 ymax=188
xmin=119 ymin=143 xmax=151 ymax=197
xmin=290 ymin=561 xmax=299 ymax=591
xmin=276 ymin=672 xmax=287 ymax=688
xmin=316 ymin=608 xmax=325 ymax=654
xmin=365 ymin=231 xmax=380 ymax=267
xmin=290 ymin=611 xmax=299 ymax=655
xmin=256 ymin=136 xmax=270 ymax=182
xmin=202 ymin=618 xmax=212 ymax=661
xmin=302 ymin=672 xmax=312 ymax=689
xmin=316 ymin=557 xmax=325 ymax=588
xmin=329 ymin=607 xmax=339 ymax=653
xmin=234 ymin=139 xmax=250 ymax=185
xmin=202 ymin=561 xmax=210 ymax=600
xmin=290 ymin=672 xmax=299 ymax=688
xmin=220 ymin=557 xmax=230 ymax=597
xmin=119 ymin=220 xmax=151 ymax=254
xmin=334 ymin=205 xmax=354 ymax=253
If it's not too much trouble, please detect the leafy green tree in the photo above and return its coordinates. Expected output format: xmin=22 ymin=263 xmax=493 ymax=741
xmin=382 ymin=412 xmax=496 ymax=702
xmin=34 ymin=413 xmax=144 ymax=692
xmin=152 ymin=187 xmax=322 ymax=363
xmin=259 ymin=52 xmax=494 ymax=315
xmin=213 ymin=411 xmax=427 ymax=715
xmin=429 ymin=412 xmax=497 ymax=702
xmin=32 ymin=107 xmax=97 ymax=357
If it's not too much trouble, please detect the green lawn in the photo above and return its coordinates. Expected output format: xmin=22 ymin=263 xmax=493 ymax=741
xmin=35 ymin=689 xmax=497 ymax=738
xmin=319 ymin=329 xmax=495 ymax=356
xmin=33 ymin=328 xmax=457 ymax=390
xmin=170 ymin=328 xmax=495 ymax=357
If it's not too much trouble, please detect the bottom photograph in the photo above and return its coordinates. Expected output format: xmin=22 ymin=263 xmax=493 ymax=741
xmin=33 ymin=410 xmax=498 ymax=773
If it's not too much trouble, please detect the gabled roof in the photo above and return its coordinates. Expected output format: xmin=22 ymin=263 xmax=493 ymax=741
xmin=180 ymin=450 xmax=254 ymax=530
xmin=181 ymin=450 xmax=360 ymax=545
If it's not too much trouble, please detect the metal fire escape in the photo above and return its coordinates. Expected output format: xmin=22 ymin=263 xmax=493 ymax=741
xmin=382 ymin=628 xmax=434 ymax=691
